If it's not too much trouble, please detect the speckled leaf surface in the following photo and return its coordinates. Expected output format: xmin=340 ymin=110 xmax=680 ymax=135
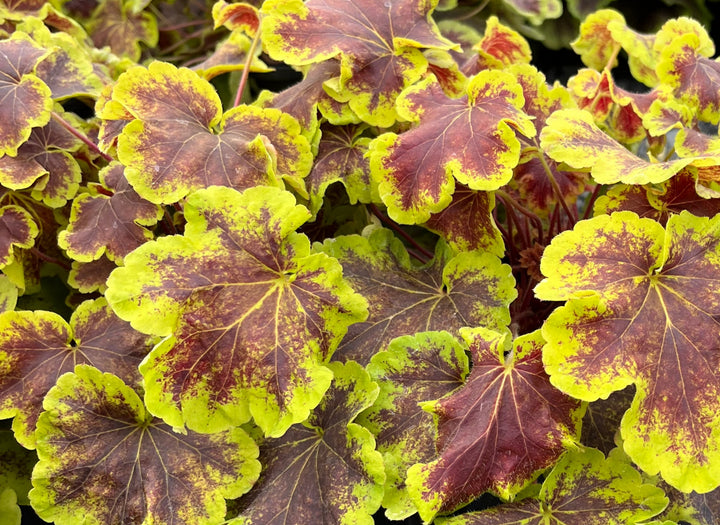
xmin=359 ymin=331 xmax=468 ymax=520
xmin=106 ymin=186 xmax=368 ymax=437
xmin=230 ymin=361 xmax=384 ymax=525
xmin=0 ymin=34 xmax=52 ymax=156
xmin=536 ymin=211 xmax=720 ymax=492
xmin=407 ymin=328 xmax=582 ymax=522
xmin=58 ymin=162 xmax=162 ymax=263
xmin=29 ymin=365 xmax=260 ymax=525
xmin=86 ymin=0 xmax=158 ymax=60
xmin=436 ymin=448 xmax=668 ymax=524
xmin=0 ymin=205 xmax=38 ymax=269
xmin=319 ymin=227 xmax=515 ymax=365
xmin=370 ymin=71 xmax=535 ymax=223
xmin=0 ymin=297 xmax=155 ymax=448
xmin=261 ymin=0 xmax=455 ymax=127
xmin=540 ymin=108 xmax=720 ymax=185
xmin=109 ymin=61 xmax=311 ymax=203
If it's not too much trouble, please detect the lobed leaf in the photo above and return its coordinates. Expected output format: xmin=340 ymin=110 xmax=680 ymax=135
xmin=536 ymin=211 xmax=720 ymax=492
xmin=360 ymin=331 xmax=468 ymax=520
xmin=0 ymin=297 xmax=155 ymax=448
xmin=370 ymin=71 xmax=535 ymax=223
xmin=436 ymin=447 xmax=668 ymax=524
xmin=110 ymin=61 xmax=311 ymax=203
xmin=0 ymin=34 xmax=52 ymax=157
xmin=58 ymin=162 xmax=162 ymax=263
xmin=261 ymin=0 xmax=456 ymax=127
xmin=540 ymin=108 xmax=720 ymax=185
xmin=29 ymin=364 xmax=260 ymax=525
xmin=231 ymin=361 xmax=384 ymax=525
xmin=319 ymin=226 xmax=515 ymax=365
xmin=0 ymin=205 xmax=38 ymax=269
xmin=407 ymin=328 xmax=582 ymax=522
xmin=106 ymin=186 xmax=368 ymax=436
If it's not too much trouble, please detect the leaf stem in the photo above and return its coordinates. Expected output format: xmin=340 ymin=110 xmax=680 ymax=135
xmin=52 ymin=112 xmax=113 ymax=163
xmin=536 ymin=150 xmax=577 ymax=227
xmin=495 ymin=190 xmax=544 ymax=245
xmin=234 ymin=26 xmax=263 ymax=107
xmin=30 ymin=247 xmax=71 ymax=271
xmin=368 ymin=203 xmax=434 ymax=262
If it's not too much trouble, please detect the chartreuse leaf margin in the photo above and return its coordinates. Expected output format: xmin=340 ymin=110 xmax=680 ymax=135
xmin=536 ymin=211 xmax=720 ymax=493
xmin=105 ymin=185 xmax=368 ymax=438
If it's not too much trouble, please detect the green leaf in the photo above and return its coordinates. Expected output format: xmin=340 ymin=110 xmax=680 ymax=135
xmin=407 ymin=328 xmax=582 ymax=522
xmin=370 ymin=71 xmax=535 ymax=223
xmin=0 ymin=33 xmax=52 ymax=157
xmin=0 ymin=275 xmax=18 ymax=313
xmin=0 ymin=297 xmax=155 ymax=448
xmin=319 ymin=226 xmax=516 ymax=365
xmin=536 ymin=211 xmax=720 ymax=492
xmin=106 ymin=185 xmax=368 ymax=436
xmin=231 ymin=361 xmax=384 ymax=525
xmin=29 ymin=364 xmax=260 ymax=525
xmin=0 ymin=487 xmax=21 ymax=525
xmin=436 ymin=447 xmax=668 ymax=524
xmin=359 ymin=331 xmax=468 ymax=520
xmin=260 ymin=0 xmax=456 ymax=127
xmin=0 ymin=428 xmax=36 ymax=505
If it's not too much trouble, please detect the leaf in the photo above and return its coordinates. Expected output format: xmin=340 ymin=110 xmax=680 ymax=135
xmin=571 ymin=9 xmax=625 ymax=71
xmin=0 ymin=33 xmax=52 ymax=157
xmin=58 ymin=162 xmax=162 ymax=263
xmin=0 ymin=205 xmax=38 ymax=269
xmin=593 ymin=171 xmax=720 ymax=225
xmin=192 ymin=30 xmax=271 ymax=80
xmin=261 ymin=0 xmax=456 ymax=127
xmin=502 ymin=0 xmax=562 ymax=26
xmin=0 ymin=428 xmax=36 ymax=504
xmin=86 ymin=0 xmax=158 ymax=60
xmin=212 ymin=1 xmax=260 ymax=35
xmin=0 ymin=297 xmax=155 ymax=448
xmin=370 ymin=72 xmax=535 ymax=223
xmin=435 ymin=447 xmax=668 ymax=525
xmin=319 ymin=227 xmax=516 ymax=365
xmin=406 ymin=328 xmax=582 ymax=522
xmin=462 ymin=16 xmax=532 ymax=75
xmin=0 ymin=112 xmax=84 ymax=207
xmin=657 ymin=480 xmax=720 ymax=524
xmin=359 ymin=331 xmax=468 ymax=520
xmin=0 ymin=487 xmax=20 ymax=525
xmin=231 ymin=361 xmax=384 ymax=525
xmin=105 ymin=186 xmax=368 ymax=437
xmin=581 ymin=386 xmax=634 ymax=455
xmin=29 ymin=364 xmax=260 ymax=525
xmin=540 ymin=108 xmax=720 ymax=185
xmin=536 ymin=211 xmax=720 ymax=492
xmin=110 ymin=61 xmax=311 ymax=203
xmin=67 ymin=255 xmax=117 ymax=294
xmin=0 ymin=274 xmax=18 ymax=312
xmin=657 ymin=33 xmax=720 ymax=123
xmin=305 ymin=123 xmax=375 ymax=216
xmin=423 ymin=184 xmax=504 ymax=254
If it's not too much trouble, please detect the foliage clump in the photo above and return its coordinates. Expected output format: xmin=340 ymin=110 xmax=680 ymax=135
xmin=1 ymin=0 xmax=720 ymax=524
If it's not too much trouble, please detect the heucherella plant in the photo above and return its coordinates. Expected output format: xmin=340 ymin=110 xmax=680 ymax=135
xmin=2 ymin=0 xmax=720 ymax=523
